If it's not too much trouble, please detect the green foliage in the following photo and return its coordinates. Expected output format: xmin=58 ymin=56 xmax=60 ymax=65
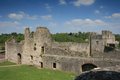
xmin=0 ymin=33 xmax=24 ymax=52
xmin=15 ymin=33 xmax=24 ymax=42
xmin=52 ymin=32 xmax=89 ymax=43
xmin=0 ymin=34 xmax=10 ymax=44
xmin=0 ymin=32 xmax=24 ymax=45
xmin=0 ymin=65 xmax=75 ymax=80
xmin=0 ymin=31 xmax=90 ymax=44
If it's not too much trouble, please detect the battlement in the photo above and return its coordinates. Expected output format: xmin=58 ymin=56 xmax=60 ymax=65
xmin=102 ymin=30 xmax=114 ymax=39
xmin=36 ymin=27 xmax=48 ymax=30
xmin=102 ymin=30 xmax=112 ymax=35
xmin=36 ymin=27 xmax=48 ymax=32
xmin=35 ymin=27 xmax=50 ymax=35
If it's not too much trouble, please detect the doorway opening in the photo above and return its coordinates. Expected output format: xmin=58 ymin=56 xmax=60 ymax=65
xmin=17 ymin=53 xmax=21 ymax=64
xmin=53 ymin=63 xmax=56 ymax=68
xmin=39 ymin=62 xmax=43 ymax=68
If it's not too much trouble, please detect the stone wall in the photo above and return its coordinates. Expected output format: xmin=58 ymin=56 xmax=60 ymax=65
xmin=51 ymin=42 xmax=90 ymax=57
xmin=45 ymin=47 xmax=88 ymax=58
xmin=22 ymin=27 xmax=52 ymax=66
xmin=42 ymin=54 xmax=120 ymax=74
xmin=22 ymin=28 xmax=33 ymax=64
xmin=92 ymin=50 xmax=120 ymax=59
xmin=90 ymin=30 xmax=118 ymax=54
xmin=91 ymin=38 xmax=104 ymax=54
xmin=5 ymin=39 xmax=23 ymax=63
xmin=102 ymin=30 xmax=116 ymax=45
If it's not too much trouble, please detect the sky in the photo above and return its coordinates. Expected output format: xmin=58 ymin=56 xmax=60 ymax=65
xmin=0 ymin=0 xmax=120 ymax=34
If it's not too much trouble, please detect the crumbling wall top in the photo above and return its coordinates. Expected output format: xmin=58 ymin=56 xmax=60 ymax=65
xmin=36 ymin=27 xmax=49 ymax=32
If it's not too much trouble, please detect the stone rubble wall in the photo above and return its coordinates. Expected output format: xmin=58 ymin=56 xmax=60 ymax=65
xmin=5 ymin=39 xmax=23 ymax=63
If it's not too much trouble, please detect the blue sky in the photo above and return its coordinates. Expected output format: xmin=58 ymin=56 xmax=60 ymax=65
xmin=0 ymin=0 xmax=120 ymax=34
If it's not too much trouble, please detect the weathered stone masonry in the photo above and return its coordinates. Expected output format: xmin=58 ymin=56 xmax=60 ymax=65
xmin=5 ymin=27 xmax=120 ymax=74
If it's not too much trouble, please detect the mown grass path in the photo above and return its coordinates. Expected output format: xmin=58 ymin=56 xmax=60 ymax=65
xmin=0 ymin=61 xmax=16 ymax=66
xmin=0 ymin=64 xmax=75 ymax=80
xmin=0 ymin=64 xmax=19 ymax=67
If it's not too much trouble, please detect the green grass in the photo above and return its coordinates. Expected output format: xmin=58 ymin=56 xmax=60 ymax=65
xmin=0 ymin=65 xmax=75 ymax=80
xmin=0 ymin=61 xmax=16 ymax=66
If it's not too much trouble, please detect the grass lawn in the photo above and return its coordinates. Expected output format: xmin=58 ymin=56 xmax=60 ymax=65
xmin=0 ymin=61 xmax=16 ymax=66
xmin=0 ymin=65 xmax=75 ymax=80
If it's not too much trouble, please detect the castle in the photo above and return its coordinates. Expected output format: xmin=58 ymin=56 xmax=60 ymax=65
xmin=5 ymin=27 xmax=120 ymax=74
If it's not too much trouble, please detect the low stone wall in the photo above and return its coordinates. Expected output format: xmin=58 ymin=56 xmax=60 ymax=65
xmin=52 ymin=42 xmax=89 ymax=54
xmin=45 ymin=47 xmax=89 ymax=57
xmin=42 ymin=54 xmax=120 ymax=74
xmin=5 ymin=40 xmax=23 ymax=63
xmin=92 ymin=50 xmax=120 ymax=59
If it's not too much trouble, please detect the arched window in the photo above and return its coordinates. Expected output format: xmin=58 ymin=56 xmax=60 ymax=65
xmin=82 ymin=63 xmax=97 ymax=72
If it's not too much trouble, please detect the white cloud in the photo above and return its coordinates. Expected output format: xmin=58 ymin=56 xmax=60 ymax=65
xmin=8 ymin=11 xmax=53 ymax=21
xmin=105 ymin=13 xmax=120 ymax=19
xmin=8 ymin=11 xmax=38 ymax=20
xmin=59 ymin=0 xmax=67 ymax=5
xmin=0 ymin=21 xmax=20 ymax=27
xmin=45 ymin=4 xmax=52 ymax=12
xmin=8 ymin=13 xmax=24 ymax=20
xmin=95 ymin=10 xmax=100 ymax=14
xmin=41 ymin=15 xmax=52 ymax=20
xmin=73 ymin=0 xmax=95 ymax=7
xmin=65 ymin=18 xmax=107 ymax=27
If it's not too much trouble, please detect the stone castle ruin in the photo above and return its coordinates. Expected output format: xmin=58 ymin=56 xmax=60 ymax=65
xmin=5 ymin=27 xmax=120 ymax=74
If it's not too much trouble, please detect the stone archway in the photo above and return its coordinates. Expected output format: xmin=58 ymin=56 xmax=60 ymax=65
xmin=82 ymin=63 xmax=97 ymax=72
xmin=17 ymin=53 xmax=21 ymax=64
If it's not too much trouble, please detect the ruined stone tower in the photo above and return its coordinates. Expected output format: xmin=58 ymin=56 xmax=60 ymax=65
xmin=102 ymin=30 xmax=116 ymax=46
xmin=22 ymin=27 xmax=52 ymax=66
xmin=90 ymin=30 xmax=119 ymax=55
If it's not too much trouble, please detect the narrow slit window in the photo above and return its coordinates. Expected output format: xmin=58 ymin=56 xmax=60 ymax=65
xmin=30 ymin=55 xmax=33 ymax=60
xmin=41 ymin=46 xmax=44 ymax=53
